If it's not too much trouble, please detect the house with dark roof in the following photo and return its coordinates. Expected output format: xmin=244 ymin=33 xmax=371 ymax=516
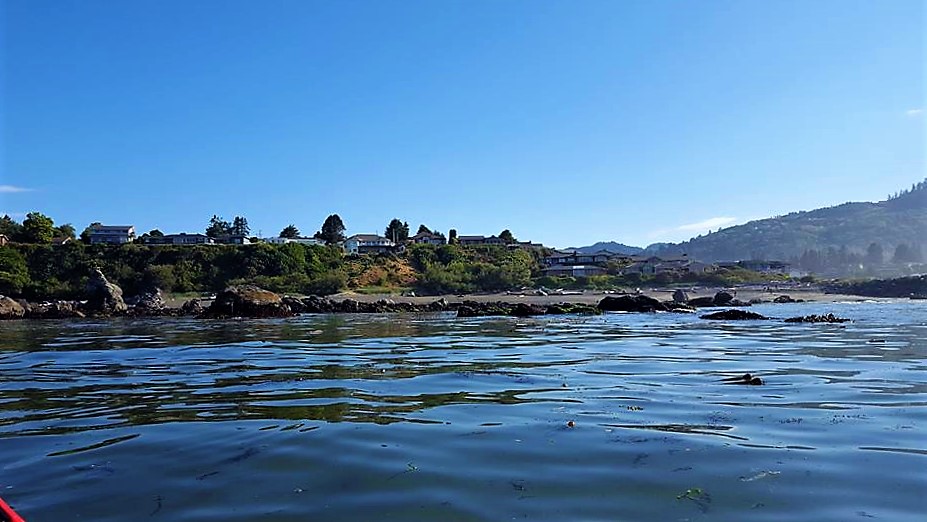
xmin=458 ymin=235 xmax=505 ymax=246
xmin=409 ymin=231 xmax=446 ymax=245
xmin=544 ymin=250 xmax=629 ymax=267
xmin=543 ymin=265 xmax=606 ymax=277
xmin=145 ymin=233 xmax=216 ymax=245
xmin=345 ymin=234 xmax=396 ymax=254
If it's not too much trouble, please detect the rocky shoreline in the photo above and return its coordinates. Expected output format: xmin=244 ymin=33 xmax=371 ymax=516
xmin=2 ymin=276 xmax=851 ymax=324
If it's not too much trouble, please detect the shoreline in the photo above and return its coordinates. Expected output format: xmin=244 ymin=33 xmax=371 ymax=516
xmin=3 ymin=283 xmax=910 ymax=321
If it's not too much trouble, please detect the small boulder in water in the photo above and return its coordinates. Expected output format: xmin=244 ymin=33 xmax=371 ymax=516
xmin=784 ymin=313 xmax=850 ymax=324
xmin=700 ymin=309 xmax=769 ymax=320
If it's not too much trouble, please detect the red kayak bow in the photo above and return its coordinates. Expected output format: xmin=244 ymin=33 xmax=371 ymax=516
xmin=0 ymin=496 xmax=25 ymax=522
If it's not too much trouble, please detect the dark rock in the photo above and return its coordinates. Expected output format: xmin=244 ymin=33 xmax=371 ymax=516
xmin=784 ymin=313 xmax=850 ymax=324
xmin=26 ymin=301 xmax=84 ymax=319
xmin=85 ymin=268 xmax=127 ymax=314
xmin=598 ymin=295 xmax=667 ymax=313
xmin=545 ymin=303 xmax=601 ymax=315
xmin=687 ymin=296 xmax=716 ymax=307
xmin=773 ymin=295 xmax=795 ymax=304
xmin=672 ymin=289 xmax=689 ymax=303
xmin=282 ymin=296 xmax=307 ymax=314
xmin=510 ymin=303 xmax=545 ymax=317
xmin=727 ymin=299 xmax=752 ymax=307
xmin=181 ymin=299 xmax=204 ymax=315
xmin=664 ymin=301 xmax=697 ymax=313
xmin=713 ymin=291 xmax=735 ymax=306
xmin=428 ymin=298 xmax=449 ymax=311
xmin=700 ymin=309 xmax=769 ymax=320
xmin=130 ymin=288 xmax=165 ymax=311
xmin=0 ymin=296 xmax=25 ymax=320
xmin=204 ymin=285 xmax=294 ymax=318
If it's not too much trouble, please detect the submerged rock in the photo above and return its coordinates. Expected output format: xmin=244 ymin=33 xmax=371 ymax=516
xmin=784 ymin=313 xmax=850 ymax=324
xmin=700 ymin=309 xmax=769 ymax=320
xmin=204 ymin=285 xmax=294 ymax=318
xmin=598 ymin=295 xmax=667 ymax=313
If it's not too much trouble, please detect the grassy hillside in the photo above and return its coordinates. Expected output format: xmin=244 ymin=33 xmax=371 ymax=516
xmin=650 ymin=180 xmax=927 ymax=266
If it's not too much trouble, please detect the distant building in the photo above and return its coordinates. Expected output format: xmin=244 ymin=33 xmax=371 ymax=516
xmin=458 ymin=235 xmax=505 ymax=246
xmin=544 ymin=250 xmax=628 ymax=267
xmin=264 ymin=236 xmax=325 ymax=246
xmin=89 ymin=225 xmax=136 ymax=245
xmin=146 ymin=233 xmax=215 ymax=245
xmin=736 ymin=260 xmax=791 ymax=274
xmin=409 ymin=231 xmax=446 ymax=245
xmin=345 ymin=234 xmax=396 ymax=254
xmin=215 ymin=234 xmax=251 ymax=245
xmin=543 ymin=265 xmax=606 ymax=277
xmin=51 ymin=237 xmax=73 ymax=246
xmin=0 ymin=234 xmax=9 ymax=246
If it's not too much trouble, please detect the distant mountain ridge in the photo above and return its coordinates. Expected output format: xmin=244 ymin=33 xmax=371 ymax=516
xmin=572 ymin=179 xmax=926 ymax=264
xmin=649 ymin=180 xmax=927 ymax=263
xmin=567 ymin=241 xmax=643 ymax=255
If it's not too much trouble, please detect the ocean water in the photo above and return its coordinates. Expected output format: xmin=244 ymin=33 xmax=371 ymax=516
xmin=1 ymin=301 xmax=924 ymax=521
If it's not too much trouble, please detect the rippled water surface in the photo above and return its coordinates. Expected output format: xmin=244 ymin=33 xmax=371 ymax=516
xmin=1 ymin=302 xmax=925 ymax=521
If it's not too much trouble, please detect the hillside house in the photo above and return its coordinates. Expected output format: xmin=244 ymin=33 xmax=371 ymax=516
xmin=345 ymin=234 xmax=396 ymax=254
xmin=410 ymin=231 xmax=446 ymax=245
xmin=146 ymin=233 xmax=215 ymax=245
xmin=89 ymin=225 xmax=136 ymax=244
xmin=215 ymin=234 xmax=251 ymax=245
xmin=264 ymin=237 xmax=324 ymax=246
xmin=0 ymin=234 xmax=9 ymax=246
xmin=544 ymin=250 xmax=628 ymax=267
xmin=458 ymin=235 xmax=505 ymax=246
xmin=543 ymin=265 xmax=606 ymax=277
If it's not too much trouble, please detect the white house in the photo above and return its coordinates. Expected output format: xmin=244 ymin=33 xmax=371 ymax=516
xmin=89 ymin=225 xmax=136 ymax=244
xmin=264 ymin=237 xmax=324 ymax=246
xmin=345 ymin=234 xmax=396 ymax=254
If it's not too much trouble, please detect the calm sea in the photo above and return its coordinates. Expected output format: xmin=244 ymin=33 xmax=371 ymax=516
xmin=1 ymin=302 xmax=924 ymax=521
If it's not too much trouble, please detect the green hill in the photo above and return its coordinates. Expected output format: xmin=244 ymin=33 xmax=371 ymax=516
xmin=649 ymin=180 xmax=927 ymax=271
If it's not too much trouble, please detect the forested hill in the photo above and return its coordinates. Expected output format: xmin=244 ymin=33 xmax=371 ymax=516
xmin=649 ymin=180 xmax=927 ymax=263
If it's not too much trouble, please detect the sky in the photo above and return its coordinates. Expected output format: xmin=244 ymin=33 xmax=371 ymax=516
xmin=1 ymin=0 xmax=924 ymax=248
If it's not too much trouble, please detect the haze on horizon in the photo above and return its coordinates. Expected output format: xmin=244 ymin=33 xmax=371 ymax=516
xmin=1 ymin=0 xmax=923 ymax=249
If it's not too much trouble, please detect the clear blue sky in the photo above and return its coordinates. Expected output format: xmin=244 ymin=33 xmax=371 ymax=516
xmin=1 ymin=0 xmax=923 ymax=248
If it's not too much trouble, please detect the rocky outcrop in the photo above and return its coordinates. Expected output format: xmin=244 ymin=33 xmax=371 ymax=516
xmin=455 ymin=301 xmax=602 ymax=318
xmin=85 ymin=268 xmax=127 ymax=315
xmin=713 ymin=291 xmax=735 ymax=306
xmin=31 ymin=301 xmax=84 ymax=319
xmin=672 ymin=289 xmax=689 ymax=303
xmin=687 ymin=296 xmax=716 ymax=307
xmin=700 ymin=309 xmax=769 ymax=320
xmin=598 ymin=295 xmax=667 ymax=313
xmin=177 ymin=299 xmax=201 ymax=316
xmin=128 ymin=288 xmax=166 ymax=311
xmin=204 ymin=285 xmax=294 ymax=318
xmin=687 ymin=291 xmax=751 ymax=308
xmin=0 ymin=296 xmax=25 ymax=320
xmin=544 ymin=302 xmax=601 ymax=315
xmin=784 ymin=313 xmax=850 ymax=323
